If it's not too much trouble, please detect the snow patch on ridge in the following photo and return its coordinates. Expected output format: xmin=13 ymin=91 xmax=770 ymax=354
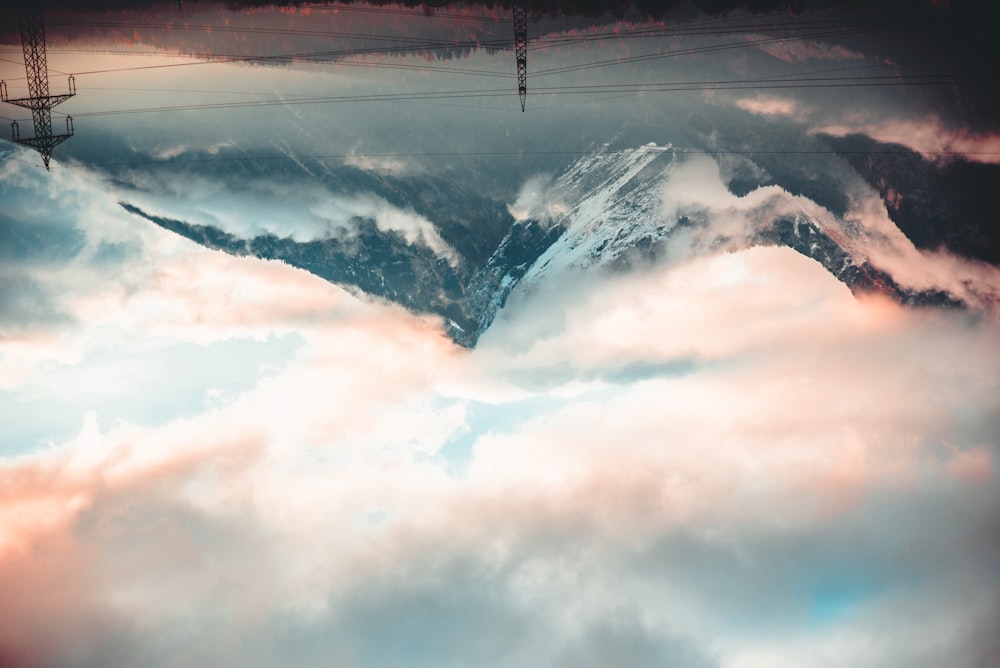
xmin=522 ymin=143 xmax=676 ymax=283
xmin=510 ymin=143 xmax=997 ymax=317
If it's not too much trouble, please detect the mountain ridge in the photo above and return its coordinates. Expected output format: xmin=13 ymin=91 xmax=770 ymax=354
xmin=122 ymin=143 xmax=979 ymax=347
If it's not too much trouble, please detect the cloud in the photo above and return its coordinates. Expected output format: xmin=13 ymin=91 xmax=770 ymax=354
xmin=837 ymin=181 xmax=1000 ymax=306
xmin=114 ymin=168 xmax=460 ymax=265
xmin=343 ymin=152 xmax=415 ymax=177
xmin=508 ymin=173 xmax=569 ymax=225
xmin=1 ymin=144 xmax=998 ymax=668
xmin=756 ymin=38 xmax=866 ymax=63
xmin=149 ymin=141 xmax=233 ymax=161
xmin=0 ymin=274 xmax=74 ymax=334
xmin=548 ymin=150 xmax=1000 ymax=317
xmin=5 ymin=232 xmax=997 ymax=667
xmin=3 ymin=8 xmax=995 ymax=664
xmin=310 ymin=192 xmax=460 ymax=265
xmin=815 ymin=115 xmax=1000 ymax=165
xmin=735 ymin=94 xmax=802 ymax=119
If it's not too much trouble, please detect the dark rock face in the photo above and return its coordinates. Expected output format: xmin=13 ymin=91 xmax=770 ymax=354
xmin=822 ymin=134 xmax=1000 ymax=265
xmin=463 ymin=219 xmax=567 ymax=342
xmin=757 ymin=217 xmax=965 ymax=309
xmin=120 ymin=200 xmax=565 ymax=347
xmin=122 ymin=140 xmax=987 ymax=348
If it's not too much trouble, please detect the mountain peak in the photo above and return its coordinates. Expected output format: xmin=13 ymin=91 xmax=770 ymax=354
xmin=123 ymin=144 xmax=989 ymax=346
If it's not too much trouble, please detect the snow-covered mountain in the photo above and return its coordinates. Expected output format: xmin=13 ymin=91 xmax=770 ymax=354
xmin=123 ymin=141 xmax=991 ymax=346
xmin=514 ymin=143 xmax=973 ymax=310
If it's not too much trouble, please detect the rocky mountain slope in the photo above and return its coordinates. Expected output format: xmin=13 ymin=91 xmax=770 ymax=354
xmin=123 ymin=142 xmax=979 ymax=346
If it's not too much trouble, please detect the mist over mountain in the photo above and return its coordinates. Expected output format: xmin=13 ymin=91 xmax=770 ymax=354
xmin=3 ymin=0 xmax=1000 ymax=666
xmin=10 ymin=0 xmax=985 ymax=346
xmin=822 ymin=133 xmax=1000 ymax=265
xmin=121 ymin=140 xmax=985 ymax=347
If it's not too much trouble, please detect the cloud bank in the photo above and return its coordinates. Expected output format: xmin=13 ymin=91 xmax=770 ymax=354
xmin=1 ymin=149 xmax=998 ymax=668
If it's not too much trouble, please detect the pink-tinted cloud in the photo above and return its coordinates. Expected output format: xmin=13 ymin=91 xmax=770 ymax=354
xmin=837 ymin=184 xmax=1000 ymax=305
xmin=816 ymin=115 xmax=1000 ymax=165
xmin=3 ymin=283 xmax=998 ymax=667
xmin=3 ymin=254 xmax=997 ymax=664
xmin=2 ymin=150 xmax=999 ymax=668
xmin=756 ymin=38 xmax=866 ymax=63
xmin=735 ymin=94 xmax=802 ymax=118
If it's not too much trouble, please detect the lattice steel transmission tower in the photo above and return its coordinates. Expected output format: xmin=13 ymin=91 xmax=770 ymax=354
xmin=1 ymin=4 xmax=76 ymax=170
xmin=513 ymin=3 xmax=527 ymax=112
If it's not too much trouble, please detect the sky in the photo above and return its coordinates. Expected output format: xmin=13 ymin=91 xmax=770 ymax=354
xmin=1 ymin=2 xmax=999 ymax=667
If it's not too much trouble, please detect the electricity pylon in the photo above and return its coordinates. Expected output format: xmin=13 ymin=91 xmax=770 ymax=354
xmin=513 ymin=3 xmax=527 ymax=112
xmin=1 ymin=4 xmax=76 ymax=170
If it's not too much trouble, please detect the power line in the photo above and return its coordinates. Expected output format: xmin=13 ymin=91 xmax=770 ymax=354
xmin=0 ymin=38 xmax=516 ymax=82
xmin=45 ymin=14 xmax=907 ymax=42
xmin=531 ymin=17 xmax=913 ymax=47
xmin=56 ymin=73 xmax=977 ymax=119
xmin=1 ymin=15 xmax=920 ymax=83
xmin=0 ymin=10 xmax=977 ymax=132
xmin=29 ymin=14 xmax=913 ymax=62
xmin=82 ymin=147 xmax=1000 ymax=169
xmin=21 ymin=51 xmax=513 ymax=78
xmin=45 ymin=9 xmax=915 ymax=41
xmin=531 ymin=24 xmax=899 ymax=77
xmin=46 ymin=19 xmax=489 ymax=44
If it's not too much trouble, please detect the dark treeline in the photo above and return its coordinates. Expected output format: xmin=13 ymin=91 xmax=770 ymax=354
xmin=17 ymin=0 xmax=993 ymax=19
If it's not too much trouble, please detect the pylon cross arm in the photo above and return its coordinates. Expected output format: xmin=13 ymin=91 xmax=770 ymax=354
xmin=17 ymin=133 xmax=71 ymax=151
xmin=4 ymin=94 xmax=74 ymax=110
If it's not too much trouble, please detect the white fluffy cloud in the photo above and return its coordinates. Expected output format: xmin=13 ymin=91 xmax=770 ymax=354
xmin=508 ymin=173 xmax=568 ymax=225
xmin=1 ymin=147 xmax=998 ymax=668
xmin=115 ymin=167 xmax=459 ymax=264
